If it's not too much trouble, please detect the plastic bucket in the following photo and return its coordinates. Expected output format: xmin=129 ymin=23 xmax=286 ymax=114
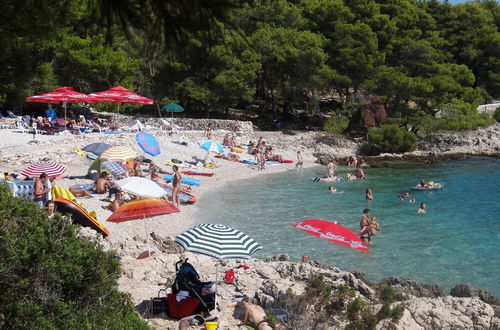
xmin=205 ymin=321 xmax=218 ymax=330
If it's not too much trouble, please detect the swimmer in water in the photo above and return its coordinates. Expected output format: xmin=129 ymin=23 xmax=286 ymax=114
xmin=399 ymin=192 xmax=410 ymax=201
xmin=366 ymin=188 xmax=373 ymax=200
xmin=417 ymin=202 xmax=426 ymax=214
xmin=328 ymin=186 xmax=337 ymax=193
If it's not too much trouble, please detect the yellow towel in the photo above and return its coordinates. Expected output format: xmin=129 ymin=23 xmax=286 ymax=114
xmin=52 ymin=186 xmax=76 ymax=202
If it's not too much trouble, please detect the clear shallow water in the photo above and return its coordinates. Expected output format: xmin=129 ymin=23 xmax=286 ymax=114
xmin=194 ymin=159 xmax=500 ymax=296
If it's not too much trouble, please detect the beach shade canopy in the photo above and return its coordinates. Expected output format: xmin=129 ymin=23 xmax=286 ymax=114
xmin=82 ymin=143 xmax=111 ymax=156
xmin=136 ymin=132 xmax=161 ymax=156
xmin=107 ymin=198 xmax=179 ymax=223
xmin=90 ymin=86 xmax=153 ymax=105
xmin=21 ymin=161 xmax=66 ymax=178
xmin=175 ymin=224 xmax=263 ymax=259
xmin=292 ymin=219 xmax=370 ymax=253
xmin=54 ymin=198 xmax=109 ymax=237
xmin=102 ymin=161 xmax=128 ymax=176
xmin=200 ymin=140 xmax=224 ymax=154
xmin=25 ymin=87 xmax=96 ymax=104
xmin=161 ymin=104 xmax=184 ymax=112
xmin=100 ymin=146 xmax=136 ymax=162
xmin=115 ymin=177 xmax=166 ymax=198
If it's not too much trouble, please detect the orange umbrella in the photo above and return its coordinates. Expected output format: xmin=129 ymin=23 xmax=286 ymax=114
xmin=107 ymin=198 xmax=179 ymax=223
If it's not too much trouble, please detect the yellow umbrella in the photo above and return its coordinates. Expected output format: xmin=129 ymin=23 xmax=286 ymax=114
xmin=100 ymin=146 xmax=136 ymax=162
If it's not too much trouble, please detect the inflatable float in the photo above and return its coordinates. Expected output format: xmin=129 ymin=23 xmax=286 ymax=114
xmin=182 ymin=171 xmax=214 ymax=177
xmin=411 ymin=183 xmax=442 ymax=191
xmin=163 ymin=185 xmax=197 ymax=204
xmin=163 ymin=175 xmax=200 ymax=186
xmin=54 ymin=198 xmax=110 ymax=237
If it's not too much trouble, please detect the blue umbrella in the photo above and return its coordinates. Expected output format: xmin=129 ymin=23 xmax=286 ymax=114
xmin=200 ymin=140 xmax=223 ymax=153
xmin=82 ymin=143 xmax=112 ymax=156
xmin=135 ymin=132 xmax=161 ymax=156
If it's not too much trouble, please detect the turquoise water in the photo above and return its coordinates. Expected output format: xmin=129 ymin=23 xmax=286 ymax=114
xmin=194 ymin=159 xmax=500 ymax=296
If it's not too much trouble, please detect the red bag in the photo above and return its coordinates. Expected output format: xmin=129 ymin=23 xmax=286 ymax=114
xmin=167 ymin=293 xmax=200 ymax=319
xmin=225 ymin=269 xmax=235 ymax=284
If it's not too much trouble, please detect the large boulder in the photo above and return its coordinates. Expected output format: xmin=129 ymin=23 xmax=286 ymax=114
xmin=382 ymin=277 xmax=445 ymax=300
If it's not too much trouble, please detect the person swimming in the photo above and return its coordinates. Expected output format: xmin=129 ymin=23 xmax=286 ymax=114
xmin=366 ymin=188 xmax=373 ymax=200
xmin=417 ymin=202 xmax=426 ymax=214
xmin=328 ymin=186 xmax=337 ymax=193
xmin=399 ymin=192 xmax=410 ymax=201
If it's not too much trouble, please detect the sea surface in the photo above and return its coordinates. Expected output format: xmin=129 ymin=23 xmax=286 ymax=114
xmin=194 ymin=158 xmax=500 ymax=296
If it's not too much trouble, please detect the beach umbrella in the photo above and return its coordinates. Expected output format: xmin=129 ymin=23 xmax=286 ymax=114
xmin=161 ymin=103 xmax=184 ymax=119
xmin=100 ymin=146 xmax=136 ymax=162
xmin=135 ymin=132 xmax=161 ymax=156
xmin=175 ymin=224 xmax=262 ymax=259
xmin=200 ymin=140 xmax=224 ymax=154
xmin=82 ymin=143 xmax=112 ymax=156
xmin=21 ymin=161 xmax=66 ymax=178
xmin=54 ymin=198 xmax=109 ymax=237
xmin=108 ymin=198 xmax=179 ymax=257
xmin=25 ymin=87 xmax=96 ymax=130
xmin=292 ymin=219 xmax=370 ymax=253
xmin=107 ymin=198 xmax=179 ymax=223
xmin=175 ymin=224 xmax=262 ymax=312
xmin=101 ymin=161 xmax=128 ymax=176
xmin=115 ymin=177 xmax=166 ymax=199
xmin=90 ymin=86 xmax=153 ymax=115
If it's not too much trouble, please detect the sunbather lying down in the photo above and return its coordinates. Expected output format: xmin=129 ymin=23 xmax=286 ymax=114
xmin=239 ymin=297 xmax=273 ymax=330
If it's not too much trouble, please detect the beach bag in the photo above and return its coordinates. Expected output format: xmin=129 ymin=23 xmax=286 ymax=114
xmin=225 ymin=269 xmax=235 ymax=284
xmin=172 ymin=259 xmax=202 ymax=294
xmin=167 ymin=293 xmax=200 ymax=319
xmin=151 ymin=289 xmax=169 ymax=315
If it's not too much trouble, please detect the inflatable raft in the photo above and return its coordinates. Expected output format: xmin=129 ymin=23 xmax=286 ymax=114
xmin=163 ymin=185 xmax=197 ymax=204
xmin=54 ymin=198 xmax=110 ymax=237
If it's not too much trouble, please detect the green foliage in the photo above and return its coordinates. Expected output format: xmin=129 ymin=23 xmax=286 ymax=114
xmin=391 ymin=304 xmax=405 ymax=322
xmin=324 ymin=116 xmax=349 ymax=134
xmin=377 ymin=302 xmax=392 ymax=320
xmin=494 ymin=107 xmax=500 ymax=122
xmin=265 ymin=309 xmax=278 ymax=326
xmin=362 ymin=124 xmax=417 ymax=155
xmin=0 ymin=185 xmax=149 ymax=329
xmin=346 ymin=298 xmax=366 ymax=321
xmin=380 ymin=285 xmax=396 ymax=303
xmin=305 ymin=275 xmax=332 ymax=305
xmin=430 ymin=101 xmax=493 ymax=132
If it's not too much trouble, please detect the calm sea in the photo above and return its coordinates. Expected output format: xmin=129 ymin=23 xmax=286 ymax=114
xmin=194 ymin=158 xmax=500 ymax=296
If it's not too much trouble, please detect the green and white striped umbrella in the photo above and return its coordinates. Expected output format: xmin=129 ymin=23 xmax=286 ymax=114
xmin=175 ymin=224 xmax=262 ymax=259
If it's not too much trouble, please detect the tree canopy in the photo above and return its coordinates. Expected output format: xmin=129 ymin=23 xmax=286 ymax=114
xmin=0 ymin=0 xmax=498 ymax=131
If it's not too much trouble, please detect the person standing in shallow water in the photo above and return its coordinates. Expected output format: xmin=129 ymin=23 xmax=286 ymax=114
xmin=366 ymin=188 xmax=373 ymax=200
xmin=296 ymin=151 xmax=303 ymax=170
xmin=359 ymin=208 xmax=372 ymax=245
xmin=172 ymin=165 xmax=182 ymax=207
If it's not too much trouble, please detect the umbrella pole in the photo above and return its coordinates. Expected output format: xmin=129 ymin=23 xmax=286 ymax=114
xmin=215 ymin=260 xmax=219 ymax=314
xmin=145 ymin=216 xmax=151 ymax=257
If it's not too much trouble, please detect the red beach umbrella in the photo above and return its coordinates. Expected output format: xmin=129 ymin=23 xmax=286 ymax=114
xmin=90 ymin=86 xmax=153 ymax=105
xmin=107 ymin=198 xmax=179 ymax=223
xmin=25 ymin=87 xmax=96 ymax=129
xmin=21 ymin=161 xmax=66 ymax=178
xmin=26 ymin=86 xmax=96 ymax=104
xmin=292 ymin=219 xmax=370 ymax=253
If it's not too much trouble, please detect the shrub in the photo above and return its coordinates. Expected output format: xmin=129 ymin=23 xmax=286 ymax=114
xmin=305 ymin=275 xmax=333 ymax=305
xmin=431 ymin=101 xmax=493 ymax=131
xmin=0 ymin=185 xmax=150 ymax=329
xmin=380 ymin=285 xmax=396 ymax=303
xmin=494 ymin=107 xmax=500 ymax=122
xmin=346 ymin=298 xmax=366 ymax=321
xmin=324 ymin=115 xmax=350 ymax=134
xmin=376 ymin=302 xmax=392 ymax=320
xmin=360 ymin=124 xmax=417 ymax=155
xmin=391 ymin=304 xmax=405 ymax=322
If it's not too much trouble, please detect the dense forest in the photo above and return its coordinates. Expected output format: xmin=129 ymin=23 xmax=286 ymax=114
xmin=1 ymin=0 xmax=499 ymax=137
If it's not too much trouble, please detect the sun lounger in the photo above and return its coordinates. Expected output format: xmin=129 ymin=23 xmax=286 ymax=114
xmin=6 ymin=111 xmax=18 ymax=119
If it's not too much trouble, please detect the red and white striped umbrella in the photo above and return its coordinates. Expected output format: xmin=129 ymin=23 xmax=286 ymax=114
xmin=21 ymin=161 xmax=66 ymax=178
xmin=25 ymin=86 xmax=96 ymax=104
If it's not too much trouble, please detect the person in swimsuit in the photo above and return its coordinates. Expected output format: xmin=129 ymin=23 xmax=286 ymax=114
xmin=34 ymin=173 xmax=50 ymax=207
xmin=326 ymin=161 xmax=336 ymax=178
xmin=368 ymin=216 xmax=380 ymax=235
xmin=366 ymin=188 xmax=373 ymax=200
xmin=239 ymin=297 xmax=273 ymax=330
xmin=149 ymin=161 xmax=170 ymax=175
xmin=359 ymin=208 xmax=372 ymax=245
xmin=94 ymin=172 xmax=111 ymax=194
xmin=328 ymin=186 xmax=337 ymax=193
xmin=355 ymin=166 xmax=365 ymax=180
xmin=347 ymin=155 xmax=358 ymax=168
xmin=46 ymin=200 xmax=56 ymax=219
xmin=172 ymin=165 xmax=182 ymax=207
xmin=296 ymin=151 xmax=303 ymax=170
xmin=417 ymin=202 xmax=426 ymax=214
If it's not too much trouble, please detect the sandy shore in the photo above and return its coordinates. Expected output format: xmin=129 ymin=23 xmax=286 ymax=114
xmin=0 ymin=128 xmax=324 ymax=329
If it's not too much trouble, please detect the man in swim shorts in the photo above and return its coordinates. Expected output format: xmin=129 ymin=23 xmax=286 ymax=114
xmin=327 ymin=161 xmax=336 ymax=178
